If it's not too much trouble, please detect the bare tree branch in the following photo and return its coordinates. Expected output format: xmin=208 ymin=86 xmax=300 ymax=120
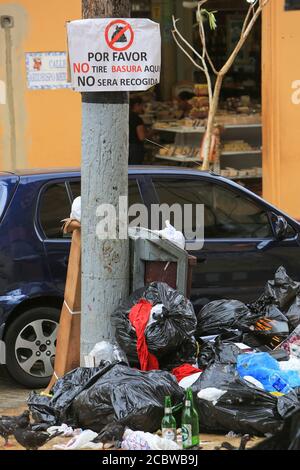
xmin=241 ymin=3 xmax=256 ymax=35
xmin=171 ymin=29 xmax=205 ymax=73
xmin=172 ymin=17 xmax=206 ymax=69
xmin=172 ymin=15 xmax=213 ymax=104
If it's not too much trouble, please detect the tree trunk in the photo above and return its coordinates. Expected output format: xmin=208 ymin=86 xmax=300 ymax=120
xmin=82 ymin=0 xmax=130 ymax=18
xmin=81 ymin=0 xmax=130 ymax=363
xmin=201 ymin=73 xmax=223 ymax=171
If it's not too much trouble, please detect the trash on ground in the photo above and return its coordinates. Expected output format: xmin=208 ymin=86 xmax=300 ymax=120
xmin=112 ymin=282 xmax=197 ymax=370
xmin=86 ymin=341 xmax=128 ymax=368
xmin=29 ymin=363 xmax=184 ymax=435
xmin=121 ymin=428 xmax=181 ymax=450
xmin=192 ymin=362 xmax=299 ymax=436
xmin=250 ymin=409 xmax=300 ymax=450
xmin=53 ymin=429 xmax=100 ymax=450
xmin=237 ymin=352 xmax=300 ymax=393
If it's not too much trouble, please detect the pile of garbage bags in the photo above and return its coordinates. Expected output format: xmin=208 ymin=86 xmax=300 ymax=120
xmin=27 ymin=269 xmax=300 ymax=448
xmin=28 ymin=362 xmax=184 ymax=434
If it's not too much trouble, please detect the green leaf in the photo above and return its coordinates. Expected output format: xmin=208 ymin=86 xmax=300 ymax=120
xmin=200 ymin=9 xmax=218 ymax=31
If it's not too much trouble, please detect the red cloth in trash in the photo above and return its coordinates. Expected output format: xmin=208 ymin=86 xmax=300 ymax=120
xmin=172 ymin=363 xmax=202 ymax=383
xmin=129 ymin=299 xmax=159 ymax=371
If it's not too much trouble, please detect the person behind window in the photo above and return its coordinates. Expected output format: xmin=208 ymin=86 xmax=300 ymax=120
xmin=129 ymin=96 xmax=147 ymax=165
xmin=176 ymin=91 xmax=195 ymax=119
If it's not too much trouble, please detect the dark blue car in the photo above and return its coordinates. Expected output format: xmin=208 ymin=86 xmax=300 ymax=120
xmin=0 ymin=166 xmax=299 ymax=388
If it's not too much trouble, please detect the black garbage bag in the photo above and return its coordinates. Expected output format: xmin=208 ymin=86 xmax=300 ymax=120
xmin=250 ymin=409 xmax=300 ymax=450
xmin=262 ymin=266 xmax=300 ymax=310
xmin=158 ymin=337 xmax=198 ymax=371
xmin=197 ymin=298 xmax=289 ymax=349
xmin=112 ymin=282 xmax=197 ymax=366
xmin=191 ymin=362 xmax=299 ymax=436
xmin=198 ymin=338 xmax=243 ymax=369
xmin=286 ymin=296 xmax=300 ymax=330
xmin=28 ymin=363 xmax=116 ymax=427
xmin=72 ymin=363 xmax=184 ymax=433
xmin=28 ymin=363 xmax=184 ymax=434
xmin=196 ymin=300 xmax=251 ymax=338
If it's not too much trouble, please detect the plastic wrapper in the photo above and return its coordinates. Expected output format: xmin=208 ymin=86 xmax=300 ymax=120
xmin=191 ymin=362 xmax=299 ymax=436
xmin=112 ymin=282 xmax=197 ymax=367
xmin=86 ymin=341 xmax=128 ymax=367
xmin=28 ymin=363 xmax=184 ymax=434
xmin=276 ymin=325 xmax=300 ymax=358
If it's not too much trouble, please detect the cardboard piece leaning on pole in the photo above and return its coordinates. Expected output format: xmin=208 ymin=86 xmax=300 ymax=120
xmin=67 ymin=18 xmax=161 ymax=92
xmin=44 ymin=219 xmax=81 ymax=393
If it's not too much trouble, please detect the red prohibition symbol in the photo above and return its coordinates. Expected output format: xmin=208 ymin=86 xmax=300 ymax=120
xmin=105 ymin=19 xmax=134 ymax=52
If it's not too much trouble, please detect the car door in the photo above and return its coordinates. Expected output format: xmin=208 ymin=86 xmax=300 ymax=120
xmin=151 ymin=175 xmax=300 ymax=311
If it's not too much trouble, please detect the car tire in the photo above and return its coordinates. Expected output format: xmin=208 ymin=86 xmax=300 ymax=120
xmin=5 ymin=307 xmax=60 ymax=389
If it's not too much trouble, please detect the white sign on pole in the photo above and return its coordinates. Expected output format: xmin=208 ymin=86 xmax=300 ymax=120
xmin=67 ymin=18 xmax=161 ymax=92
xmin=26 ymin=52 xmax=71 ymax=90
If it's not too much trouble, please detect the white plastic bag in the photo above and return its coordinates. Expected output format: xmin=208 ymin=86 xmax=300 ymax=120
xmin=53 ymin=429 xmax=100 ymax=450
xmin=70 ymin=196 xmax=81 ymax=222
xmin=86 ymin=341 xmax=128 ymax=367
xmin=121 ymin=429 xmax=180 ymax=451
xmin=158 ymin=220 xmax=185 ymax=250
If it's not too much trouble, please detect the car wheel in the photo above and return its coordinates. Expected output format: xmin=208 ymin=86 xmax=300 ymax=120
xmin=5 ymin=307 xmax=60 ymax=388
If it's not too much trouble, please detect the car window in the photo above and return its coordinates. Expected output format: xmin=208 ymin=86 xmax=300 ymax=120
xmin=69 ymin=178 xmax=144 ymax=225
xmin=152 ymin=178 xmax=273 ymax=239
xmin=69 ymin=181 xmax=80 ymax=200
xmin=39 ymin=183 xmax=71 ymax=239
xmin=0 ymin=182 xmax=8 ymax=219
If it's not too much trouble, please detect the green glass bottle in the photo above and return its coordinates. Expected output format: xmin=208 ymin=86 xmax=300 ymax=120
xmin=161 ymin=396 xmax=177 ymax=441
xmin=181 ymin=388 xmax=200 ymax=449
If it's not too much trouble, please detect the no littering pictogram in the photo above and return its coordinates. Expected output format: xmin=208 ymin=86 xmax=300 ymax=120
xmin=105 ymin=19 xmax=134 ymax=52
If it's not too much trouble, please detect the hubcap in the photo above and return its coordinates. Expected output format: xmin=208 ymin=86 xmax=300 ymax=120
xmin=15 ymin=319 xmax=58 ymax=378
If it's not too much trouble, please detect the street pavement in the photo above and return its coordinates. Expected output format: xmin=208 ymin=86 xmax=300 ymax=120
xmin=0 ymin=366 xmax=29 ymax=412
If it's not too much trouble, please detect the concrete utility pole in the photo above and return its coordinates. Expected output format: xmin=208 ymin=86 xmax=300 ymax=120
xmin=81 ymin=0 xmax=130 ymax=363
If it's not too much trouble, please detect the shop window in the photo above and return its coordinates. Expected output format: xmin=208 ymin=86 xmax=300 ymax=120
xmin=39 ymin=183 xmax=71 ymax=239
xmin=152 ymin=178 xmax=272 ymax=239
